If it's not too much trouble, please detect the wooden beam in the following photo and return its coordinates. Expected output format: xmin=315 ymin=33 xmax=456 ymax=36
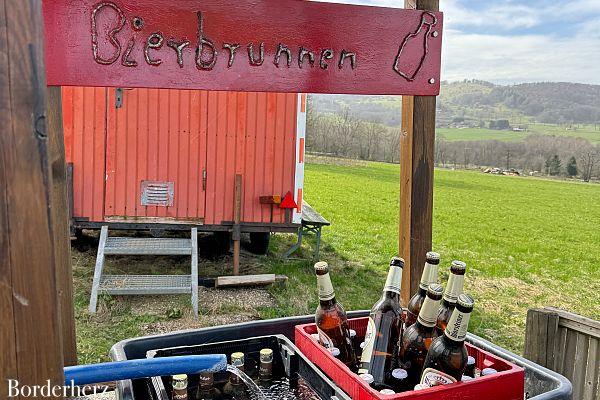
xmin=233 ymin=174 xmax=242 ymax=275
xmin=47 ymin=86 xmax=78 ymax=366
xmin=399 ymin=0 xmax=439 ymax=306
xmin=0 ymin=0 xmax=64 ymax=396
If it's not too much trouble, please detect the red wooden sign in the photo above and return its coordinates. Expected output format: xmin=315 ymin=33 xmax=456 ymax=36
xmin=43 ymin=0 xmax=443 ymax=95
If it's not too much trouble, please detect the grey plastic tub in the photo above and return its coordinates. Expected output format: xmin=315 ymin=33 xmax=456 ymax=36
xmin=110 ymin=311 xmax=572 ymax=400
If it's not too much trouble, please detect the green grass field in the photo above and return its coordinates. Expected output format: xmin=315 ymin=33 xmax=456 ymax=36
xmin=72 ymin=160 xmax=600 ymax=362
xmin=438 ymin=124 xmax=600 ymax=143
xmin=265 ymin=161 xmax=600 ymax=353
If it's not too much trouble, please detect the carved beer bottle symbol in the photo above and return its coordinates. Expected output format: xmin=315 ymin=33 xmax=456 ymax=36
xmin=393 ymin=12 xmax=437 ymax=81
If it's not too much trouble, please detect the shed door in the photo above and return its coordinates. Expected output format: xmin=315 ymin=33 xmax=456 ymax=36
xmin=104 ymin=88 xmax=207 ymax=223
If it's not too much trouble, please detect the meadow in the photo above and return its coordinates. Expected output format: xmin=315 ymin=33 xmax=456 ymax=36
xmin=438 ymin=124 xmax=600 ymax=143
xmin=72 ymin=160 xmax=600 ymax=362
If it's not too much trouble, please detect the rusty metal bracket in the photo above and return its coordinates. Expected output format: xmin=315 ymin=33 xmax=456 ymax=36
xmin=115 ymin=88 xmax=123 ymax=108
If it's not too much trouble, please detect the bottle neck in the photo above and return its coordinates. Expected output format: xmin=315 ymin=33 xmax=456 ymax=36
xmin=443 ymin=272 xmax=464 ymax=304
xmin=417 ymin=295 xmax=440 ymax=327
xmin=317 ymin=272 xmax=336 ymax=302
xmin=444 ymin=307 xmax=472 ymax=342
xmin=419 ymin=262 xmax=438 ymax=289
xmin=383 ymin=265 xmax=403 ymax=296
xmin=198 ymin=373 xmax=214 ymax=391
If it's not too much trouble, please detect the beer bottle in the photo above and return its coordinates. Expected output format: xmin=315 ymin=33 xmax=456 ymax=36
xmin=258 ymin=348 xmax=274 ymax=384
xmin=389 ymin=368 xmax=409 ymax=393
xmin=222 ymin=352 xmax=249 ymax=399
xmin=195 ymin=372 xmax=221 ymax=400
xmin=405 ymin=252 xmax=440 ymax=328
xmin=172 ymin=374 xmax=188 ymax=400
xmin=436 ymin=260 xmax=466 ymax=334
xmin=359 ymin=257 xmax=404 ymax=389
xmin=314 ymin=261 xmax=356 ymax=368
xmin=420 ymin=294 xmax=475 ymax=385
xmin=464 ymin=355 xmax=476 ymax=378
xmin=397 ymin=283 xmax=443 ymax=386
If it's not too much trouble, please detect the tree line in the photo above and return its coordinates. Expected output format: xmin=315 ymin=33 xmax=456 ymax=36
xmin=306 ymin=107 xmax=600 ymax=182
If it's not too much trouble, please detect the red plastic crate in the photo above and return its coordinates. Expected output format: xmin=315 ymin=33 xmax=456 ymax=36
xmin=295 ymin=317 xmax=524 ymax=400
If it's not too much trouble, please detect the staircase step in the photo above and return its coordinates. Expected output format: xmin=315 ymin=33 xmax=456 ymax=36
xmin=99 ymin=274 xmax=192 ymax=295
xmin=104 ymin=237 xmax=192 ymax=255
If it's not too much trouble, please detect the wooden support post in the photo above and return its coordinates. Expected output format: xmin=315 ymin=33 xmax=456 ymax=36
xmin=399 ymin=0 xmax=439 ymax=306
xmin=233 ymin=174 xmax=242 ymax=275
xmin=0 ymin=0 xmax=65 ymax=395
xmin=47 ymin=86 xmax=78 ymax=366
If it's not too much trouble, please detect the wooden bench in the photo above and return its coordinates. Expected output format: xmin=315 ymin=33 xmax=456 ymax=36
xmin=284 ymin=201 xmax=330 ymax=260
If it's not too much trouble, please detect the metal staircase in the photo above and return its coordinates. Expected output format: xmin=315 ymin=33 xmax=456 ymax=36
xmin=89 ymin=226 xmax=198 ymax=317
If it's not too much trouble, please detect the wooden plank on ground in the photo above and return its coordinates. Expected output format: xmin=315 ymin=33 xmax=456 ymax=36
xmin=0 ymin=0 xmax=64 ymax=395
xmin=216 ymin=274 xmax=277 ymax=288
xmin=398 ymin=0 xmax=438 ymax=305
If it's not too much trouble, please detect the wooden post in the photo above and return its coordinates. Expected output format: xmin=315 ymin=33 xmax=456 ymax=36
xmin=0 ymin=0 xmax=65 ymax=396
xmin=399 ymin=0 xmax=439 ymax=305
xmin=47 ymin=86 xmax=78 ymax=366
xmin=233 ymin=174 xmax=242 ymax=275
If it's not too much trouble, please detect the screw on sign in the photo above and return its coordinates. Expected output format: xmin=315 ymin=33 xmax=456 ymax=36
xmin=43 ymin=0 xmax=443 ymax=95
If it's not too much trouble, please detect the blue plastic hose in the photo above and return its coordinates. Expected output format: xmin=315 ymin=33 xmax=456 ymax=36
xmin=64 ymin=354 xmax=227 ymax=386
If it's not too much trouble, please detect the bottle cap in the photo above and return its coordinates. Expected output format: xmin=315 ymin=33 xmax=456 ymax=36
xmin=414 ymin=384 xmax=429 ymax=390
xmin=427 ymin=283 xmax=443 ymax=297
xmin=172 ymin=374 xmax=187 ymax=382
xmin=359 ymin=373 xmax=374 ymax=384
xmin=314 ymin=261 xmax=329 ymax=273
xmin=481 ymin=368 xmax=498 ymax=376
xmin=391 ymin=368 xmax=408 ymax=380
xmin=461 ymin=375 xmax=474 ymax=382
xmin=359 ymin=341 xmax=366 ymax=349
xmin=467 ymin=355 xmax=476 ymax=366
xmin=349 ymin=329 xmax=356 ymax=338
xmin=457 ymin=293 xmax=475 ymax=310
xmin=231 ymin=352 xmax=245 ymax=366
xmin=380 ymin=389 xmax=396 ymax=395
xmin=329 ymin=347 xmax=340 ymax=357
xmin=426 ymin=251 xmax=440 ymax=264
xmin=390 ymin=257 xmax=404 ymax=267
xmin=260 ymin=348 xmax=273 ymax=363
xmin=450 ymin=260 xmax=466 ymax=274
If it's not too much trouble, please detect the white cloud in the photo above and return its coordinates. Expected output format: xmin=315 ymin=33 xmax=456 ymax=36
xmin=442 ymin=29 xmax=600 ymax=84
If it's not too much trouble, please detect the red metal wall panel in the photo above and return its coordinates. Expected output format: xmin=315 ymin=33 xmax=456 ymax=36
xmin=62 ymin=86 xmax=107 ymax=222
xmin=63 ymin=87 xmax=298 ymax=226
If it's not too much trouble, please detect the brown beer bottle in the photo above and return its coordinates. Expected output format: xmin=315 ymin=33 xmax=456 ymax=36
xmin=172 ymin=374 xmax=188 ymax=400
xmin=358 ymin=257 xmax=404 ymax=389
xmin=436 ymin=260 xmax=466 ymax=335
xmin=314 ymin=261 xmax=356 ymax=368
xmin=396 ymin=283 xmax=443 ymax=386
xmin=405 ymin=252 xmax=440 ymax=328
xmin=421 ymin=294 xmax=475 ymax=385
xmin=195 ymin=372 xmax=221 ymax=400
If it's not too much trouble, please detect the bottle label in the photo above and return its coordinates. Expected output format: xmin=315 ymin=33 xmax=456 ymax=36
xmin=317 ymin=273 xmax=335 ymax=300
xmin=443 ymin=274 xmax=464 ymax=303
xmin=445 ymin=309 xmax=471 ymax=341
xmin=384 ymin=266 xmax=403 ymax=294
xmin=317 ymin=327 xmax=335 ymax=349
xmin=359 ymin=317 xmax=376 ymax=366
xmin=417 ymin=297 xmax=439 ymax=327
xmin=420 ymin=368 xmax=457 ymax=386
xmin=172 ymin=388 xmax=188 ymax=400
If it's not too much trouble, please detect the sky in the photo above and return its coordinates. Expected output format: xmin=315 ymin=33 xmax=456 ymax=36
xmin=318 ymin=0 xmax=600 ymax=85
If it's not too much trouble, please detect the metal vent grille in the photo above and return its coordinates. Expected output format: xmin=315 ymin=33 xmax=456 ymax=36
xmin=141 ymin=181 xmax=174 ymax=207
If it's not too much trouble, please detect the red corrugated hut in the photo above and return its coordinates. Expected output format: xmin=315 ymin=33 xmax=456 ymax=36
xmin=62 ymin=87 xmax=306 ymax=252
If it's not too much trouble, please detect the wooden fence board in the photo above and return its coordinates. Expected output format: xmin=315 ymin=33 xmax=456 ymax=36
xmin=525 ymin=307 xmax=600 ymax=400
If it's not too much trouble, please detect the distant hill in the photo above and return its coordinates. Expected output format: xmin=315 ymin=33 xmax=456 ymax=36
xmin=310 ymin=80 xmax=600 ymax=127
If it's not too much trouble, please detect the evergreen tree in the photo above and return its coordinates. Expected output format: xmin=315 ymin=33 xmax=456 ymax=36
xmin=566 ymin=156 xmax=578 ymax=177
xmin=545 ymin=155 xmax=562 ymax=176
